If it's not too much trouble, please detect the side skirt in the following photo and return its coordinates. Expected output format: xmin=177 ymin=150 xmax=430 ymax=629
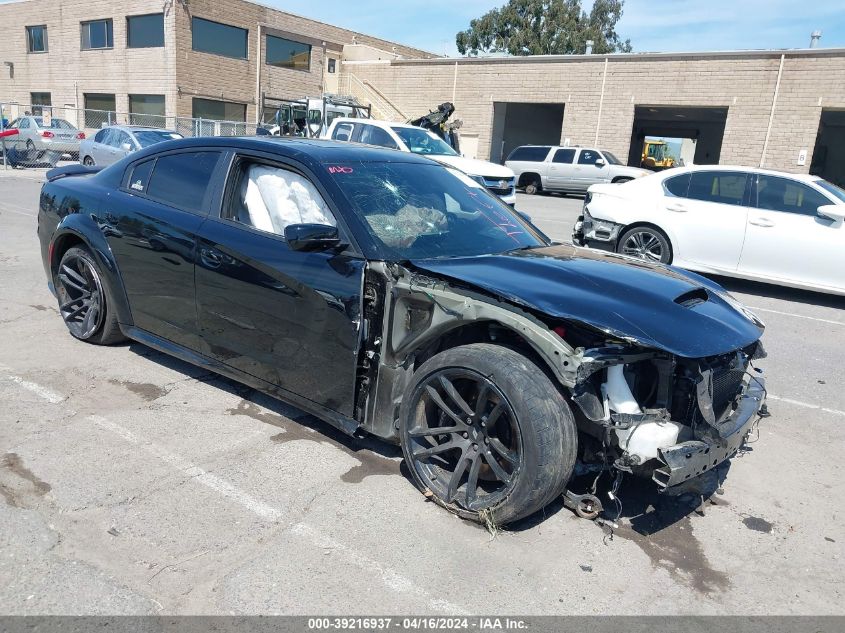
xmin=121 ymin=325 xmax=361 ymax=437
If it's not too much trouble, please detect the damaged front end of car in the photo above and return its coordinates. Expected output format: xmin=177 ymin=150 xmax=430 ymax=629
xmin=354 ymin=249 xmax=768 ymax=509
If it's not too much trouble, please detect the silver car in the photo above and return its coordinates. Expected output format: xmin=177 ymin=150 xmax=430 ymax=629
xmin=80 ymin=126 xmax=183 ymax=167
xmin=3 ymin=115 xmax=84 ymax=157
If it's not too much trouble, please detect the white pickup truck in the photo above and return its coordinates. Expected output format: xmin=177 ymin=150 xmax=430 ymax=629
xmin=324 ymin=117 xmax=517 ymax=205
xmin=505 ymin=145 xmax=650 ymax=195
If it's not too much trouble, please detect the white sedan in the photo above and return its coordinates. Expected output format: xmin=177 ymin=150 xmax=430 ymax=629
xmin=572 ymin=165 xmax=845 ymax=295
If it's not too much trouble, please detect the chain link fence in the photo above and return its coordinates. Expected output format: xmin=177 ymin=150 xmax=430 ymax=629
xmin=1 ymin=102 xmax=262 ymax=170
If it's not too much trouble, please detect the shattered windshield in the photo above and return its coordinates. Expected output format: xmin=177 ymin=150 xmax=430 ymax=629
xmin=391 ymin=127 xmax=458 ymax=156
xmin=328 ymin=162 xmax=545 ymax=259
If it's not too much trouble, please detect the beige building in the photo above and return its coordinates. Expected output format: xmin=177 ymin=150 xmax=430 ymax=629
xmin=0 ymin=0 xmax=432 ymax=127
xmin=1 ymin=0 xmax=844 ymax=185
xmin=345 ymin=49 xmax=845 ymax=185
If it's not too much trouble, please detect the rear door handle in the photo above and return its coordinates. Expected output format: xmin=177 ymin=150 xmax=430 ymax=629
xmin=666 ymin=204 xmax=687 ymax=212
xmin=749 ymin=217 xmax=775 ymax=227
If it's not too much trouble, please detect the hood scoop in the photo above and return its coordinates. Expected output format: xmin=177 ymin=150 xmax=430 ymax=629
xmin=674 ymin=287 xmax=710 ymax=308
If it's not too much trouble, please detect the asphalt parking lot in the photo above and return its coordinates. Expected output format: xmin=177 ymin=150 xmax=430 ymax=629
xmin=1 ymin=171 xmax=844 ymax=615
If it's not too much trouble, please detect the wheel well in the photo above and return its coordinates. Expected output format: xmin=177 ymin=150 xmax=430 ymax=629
xmin=517 ymin=172 xmax=541 ymax=187
xmin=611 ymin=176 xmax=633 ymax=183
xmin=412 ymin=321 xmax=559 ymax=386
xmin=51 ymin=234 xmax=86 ymax=275
xmin=618 ymin=222 xmax=674 ymax=259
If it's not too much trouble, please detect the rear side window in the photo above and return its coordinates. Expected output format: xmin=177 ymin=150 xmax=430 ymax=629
xmin=755 ymin=175 xmax=831 ymax=216
xmin=664 ymin=173 xmax=691 ymax=197
xmin=128 ymin=158 xmax=155 ymax=193
xmin=687 ymin=171 xmax=748 ymax=206
xmin=145 ymin=151 xmax=220 ymax=212
xmin=94 ymin=128 xmax=108 ymax=143
xmin=552 ymin=148 xmax=575 ymax=164
xmin=507 ymin=146 xmax=551 ymax=162
xmin=359 ymin=125 xmax=398 ymax=149
xmin=332 ymin=122 xmax=354 ymax=142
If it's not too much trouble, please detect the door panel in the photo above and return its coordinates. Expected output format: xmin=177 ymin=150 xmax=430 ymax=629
xmin=668 ymin=171 xmax=750 ymax=270
xmin=739 ymin=175 xmax=844 ymax=290
xmin=546 ymin=148 xmax=576 ymax=189
xmin=195 ymin=221 xmax=364 ymax=416
xmin=572 ymin=149 xmax=610 ymax=190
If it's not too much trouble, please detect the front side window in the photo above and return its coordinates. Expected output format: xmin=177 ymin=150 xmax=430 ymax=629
xmin=127 ymin=14 xmax=164 ymax=48
xmin=329 ymin=162 xmax=545 ymax=259
xmin=577 ymin=149 xmax=601 ymax=165
xmin=145 ymin=152 xmax=221 ymax=213
xmin=359 ymin=125 xmax=399 ymax=149
xmin=391 ymin=127 xmax=456 ymax=156
xmin=507 ymin=146 xmax=551 ymax=162
xmin=552 ymin=148 xmax=575 ymax=164
xmin=755 ymin=175 xmax=832 ymax=216
xmin=231 ymin=163 xmax=336 ymax=236
xmin=113 ymin=130 xmax=133 ymax=149
xmin=81 ymin=19 xmax=113 ymax=50
xmin=687 ymin=171 xmax=748 ymax=206
xmin=266 ymin=34 xmax=310 ymax=71
xmin=26 ymin=25 xmax=48 ymax=52
xmin=192 ymin=17 xmax=247 ymax=60
xmin=603 ymin=151 xmax=623 ymax=165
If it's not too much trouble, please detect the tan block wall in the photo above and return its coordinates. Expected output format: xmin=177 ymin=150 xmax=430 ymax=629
xmin=345 ymin=52 xmax=845 ymax=173
xmin=0 ymin=0 xmax=177 ymax=126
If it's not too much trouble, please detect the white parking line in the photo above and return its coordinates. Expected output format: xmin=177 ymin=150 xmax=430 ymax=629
xmin=90 ymin=414 xmax=467 ymax=614
xmin=749 ymin=306 xmax=844 ymax=327
xmin=767 ymin=395 xmax=845 ymax=418
xmin=0 ymin=371 xmax=65 ymax=403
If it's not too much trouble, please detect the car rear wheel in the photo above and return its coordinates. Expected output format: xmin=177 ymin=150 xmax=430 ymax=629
xmin=617 ymin=226 xmax=672 ymax=264
xmin=83 ymin=156 xmax=95 ymax=166
xmin=55 ymin=247 xmax=125 ymax=345
xmin=399 ymin=343 xmax=577 ymax=525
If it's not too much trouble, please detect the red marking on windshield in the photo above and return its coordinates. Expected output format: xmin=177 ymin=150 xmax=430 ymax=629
xmin=328 ymin=166 xmax=354 ymax=174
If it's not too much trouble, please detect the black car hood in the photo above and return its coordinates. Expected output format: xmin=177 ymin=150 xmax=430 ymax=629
xmin=410 ymin=244 xmax=764 ymax=359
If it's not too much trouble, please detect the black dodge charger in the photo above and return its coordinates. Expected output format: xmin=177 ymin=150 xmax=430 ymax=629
xmin=37 ymin=137 xmax=767 ymax=525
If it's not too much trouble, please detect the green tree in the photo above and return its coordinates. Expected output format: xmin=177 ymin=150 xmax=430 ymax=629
xmin=456 ymin=0 xmax=632 ymax=56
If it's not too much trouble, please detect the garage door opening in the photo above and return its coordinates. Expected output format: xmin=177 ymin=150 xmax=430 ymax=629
xmin=627 ymin=106 xmax=728 ymax=170
xmin=490 ymin=102 xmax=564 ymax=164
xmin=810 ymin=109 xmax=845 ymax=188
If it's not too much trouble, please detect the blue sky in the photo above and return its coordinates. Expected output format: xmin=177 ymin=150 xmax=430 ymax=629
xmin=269 ymin=0 xmax=845 ymax=56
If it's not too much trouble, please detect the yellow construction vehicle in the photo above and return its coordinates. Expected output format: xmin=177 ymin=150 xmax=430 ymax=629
xmin=641 ymin=140 xmax=676 ymax=170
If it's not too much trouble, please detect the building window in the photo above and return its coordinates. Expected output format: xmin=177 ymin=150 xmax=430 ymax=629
xmin=265 ymin=34 xmax=310 ymax=71
xmin=30 ymin=92 xmax=51 ymax=116
xmin=127 ymin=14 xmax=164 ymax=48
xmin=81 ymin=19 xmax=114 ymax=50
xmin=26 ymin=25 xmax=48 ymax=53
xmin=84 ymin=93 xmax=116 ymax=128
xmin=129 ymin=94 xmax=165 ymax=126
xmin=328 ymin=58 xmax=336 ymax=73
xmin=192 ymin=97 xmax=246 ymax=122
xmin=192 ymin=17 xmax=247 ymax=60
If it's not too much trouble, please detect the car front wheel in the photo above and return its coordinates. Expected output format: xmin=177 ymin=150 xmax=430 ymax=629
xmin=399 ymin=343 xmax=577 ymax=525
xmin=617 ymin=226 xmax=672 ymax=264
xmin=83 ymin=156 xmax=95 ymax=166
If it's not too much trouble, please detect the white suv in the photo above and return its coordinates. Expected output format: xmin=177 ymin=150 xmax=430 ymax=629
xmin=324 ymin=118 xmax=517 ymax=205
xmin=506 ymin=145 xmax=650 ymax=194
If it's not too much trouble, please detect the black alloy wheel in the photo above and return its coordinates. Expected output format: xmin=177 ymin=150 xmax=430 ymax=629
xmin=405 ymin=368 xmax=523 ymax=512
xmin=55 ymin=247 xmax=124 ymax=344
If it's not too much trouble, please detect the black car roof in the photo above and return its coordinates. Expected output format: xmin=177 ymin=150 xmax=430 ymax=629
xmin=136 ymin=136 xmax=436 ymax=166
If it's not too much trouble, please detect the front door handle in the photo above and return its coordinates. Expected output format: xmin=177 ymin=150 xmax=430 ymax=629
xmin=200 ymin=248 xmax=223 ymax=267
xmin=749 ymin=217 xmax=775 ymax=228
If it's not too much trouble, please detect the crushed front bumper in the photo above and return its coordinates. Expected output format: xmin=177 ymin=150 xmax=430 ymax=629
xmin=652 ymin=375 xmax=766 ymax=490
xmin=572 ymin=214 xmax=620 ymax=252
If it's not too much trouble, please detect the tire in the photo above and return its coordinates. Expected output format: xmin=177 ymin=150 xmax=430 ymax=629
xmin=83 ymin=156 xmax=95 ymax=166
xmin=399 ymin=343 xmax=577 ymax=525
xmin=617 ymin=226 xmax=673 ymax=264
xmin=523 ymin=180 xmax=541 ymax=195
xmin=55 ymin=246 xmax=125 ymax=345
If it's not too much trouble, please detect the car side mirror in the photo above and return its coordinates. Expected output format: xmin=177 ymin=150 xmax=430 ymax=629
xmin=120 ymin=142 xmax=133 ymax=152
xmin=817 ymin=204 xmax=845 ymax=222
xmin=595 ymin=158 xmax=606 ymax=167
xmin=285 ymin=223 xmax=342 ymax=252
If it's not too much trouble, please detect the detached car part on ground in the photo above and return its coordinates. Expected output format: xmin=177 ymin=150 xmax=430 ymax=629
xmin=37 ymin=138 xmax=768 ymax=525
